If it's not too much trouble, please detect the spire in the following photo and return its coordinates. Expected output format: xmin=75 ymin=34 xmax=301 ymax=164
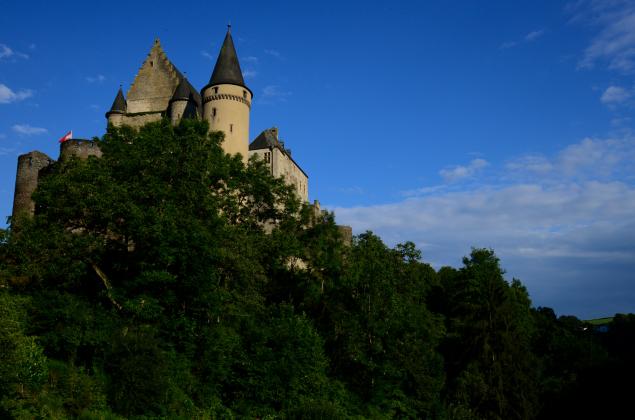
xmin=207 ymin=27 xmax=247 ymax=89
xmin=108 ymin=86 xmax=127 ymax=114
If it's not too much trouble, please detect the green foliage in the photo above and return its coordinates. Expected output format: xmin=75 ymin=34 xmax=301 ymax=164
xmin=1 ymin=118 xmax=633 ymax=418
xmin=439 ymin=249 xmax=538 ymax=420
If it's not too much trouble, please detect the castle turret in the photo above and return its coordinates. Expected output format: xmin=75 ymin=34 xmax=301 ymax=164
xmin=202 ymin=26 xmax=252 ymax=163
xmin=106 ymin=86 xmax=127 ymax=127
xmin=12 ymin=151 xmax=53 ymax=219
xmin=169 ymin=78 xmax=199 ymax=125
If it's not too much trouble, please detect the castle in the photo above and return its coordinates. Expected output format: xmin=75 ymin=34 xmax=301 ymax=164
xmin=12 ymin=27 xmax=317 ymax=223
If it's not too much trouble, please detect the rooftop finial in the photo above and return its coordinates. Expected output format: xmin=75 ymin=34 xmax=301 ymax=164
xmin=227 ymin=22 xmax=231 ymax=32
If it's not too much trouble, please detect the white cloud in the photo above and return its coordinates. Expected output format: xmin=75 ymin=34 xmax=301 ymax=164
xmin=506 ymin=154 xmax=553 ymax=175
xmin=574 ymin=1 xmax=635 ymax=72
xmin=260 ymin=85 xmax=292 ymax=103
xmin=242 ymin=68 xmax=257 ymax=79
xmin=85 ymin=74 xmax=105 ymax=83
xmin=12 ymin=124 xmax=47 ymax=135
xmin=0 ymin=83 xmax=33 ymax=104
xmin=242 ymin=56 xmax=258 ymax=64
xmin=500 ymin=29 xmax=546 ymax=50
xmin=600 ymin=85 xmax=631 ymax=104
xmin=0 ymin=43 xmax=29 ymax=60
xmin=201 ymin=50 xmax=214 ymax=60
xmin=439 ymin=158 xmax=488 ymax=182
xmin=264 ymin=49 xmax=282 ymax=58
xmin=0 ymin=146 xmax=15 ymax=156
xmin=525 ymin=29 xmax=545 ymax=42
xmin=330 ymin=134 xmax=635 ymax=316
xmin=338 ymin=186 xmax=365 ymax=195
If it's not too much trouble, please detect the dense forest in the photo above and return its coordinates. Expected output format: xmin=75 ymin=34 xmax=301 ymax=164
xmin=1 ymin=119 xmax=633 ymax=419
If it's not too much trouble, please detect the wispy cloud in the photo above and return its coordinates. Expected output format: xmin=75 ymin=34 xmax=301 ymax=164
xmin=242 ymin=56 xmax=258 ymax=64
xmin=525 ymin=29 xmax=546 ymax=42
xmin=242 ymin=68 xmax=257 ymax=79
xmin=500 ymin=29 xmax=546 ymax=50
xmin=201 ymin=50 xmax=214 ymax=60
xmin=264 ymin=49 xmax=282 ymax=59
xmin=338 ymin=186 xmax=365 ymax=195
xmin=12 ymin=124 xmax=47 ymax=135
xmin=0 ymin=146 xmax=16 ymax=156
xmin=572 ymin=0 xmax=635 ymax=72
xmin=260 ymin=85 xmax=292 ymax=103
xmin=600 ymin=85 xmax=631 ymax=105
xmin=0 ymin=83 xmax=33 ymax=104
xmin=331 ymin=134 xmax=635 ymax=316
xmin=439 ymin=158 xmax=488 ymax=182
xmin=0 ymin=43 xmax=29 ymax=60
xmin=85 ymin=74 xmax=105 ymax=83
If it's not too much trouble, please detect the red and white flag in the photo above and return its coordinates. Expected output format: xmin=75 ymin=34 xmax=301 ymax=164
xmin=59 ymin=130 xmax=73 ymax=143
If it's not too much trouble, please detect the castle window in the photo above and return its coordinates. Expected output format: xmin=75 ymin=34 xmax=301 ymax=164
xmin=265 ymin=152 xmax=271 ymax=163
xmin=150 ymin=61 xmax=153 ymax=67
xmin=230 ymin=124 xmax=233 ymax=133
xmin=243 ymin=90 xmax=247 ymax=99
xmin=213 ymin=108 xmax=217 ymax=117
xmin=214 ymin=87 xmax=218 ymax=94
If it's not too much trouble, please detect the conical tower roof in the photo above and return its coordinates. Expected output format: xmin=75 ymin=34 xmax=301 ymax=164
xmin=171 ymin=78 xmax=192 ymax=101
xmin=206 ymin=27 xmax=250 ymax=92
xmin=107 ymin=86 xmax=126 ymax=115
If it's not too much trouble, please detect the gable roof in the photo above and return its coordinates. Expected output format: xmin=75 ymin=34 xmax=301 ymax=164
xmin=127 ymin=38 xmax=201 ymax=114
xmin=250 ymin=128 xmax=308 ymax=178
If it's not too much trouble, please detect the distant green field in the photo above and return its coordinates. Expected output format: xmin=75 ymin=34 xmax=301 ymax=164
xmin=586 ymin=317 xmax=613 ymax=325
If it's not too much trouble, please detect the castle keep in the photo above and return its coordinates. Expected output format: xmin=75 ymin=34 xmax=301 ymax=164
xmin=12 ymin=27 xmax=312 ymax=219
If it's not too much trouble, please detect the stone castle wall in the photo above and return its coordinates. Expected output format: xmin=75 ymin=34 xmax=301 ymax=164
xmin=60 ymin=139 xmax=103 ymax=160
xmin=12 ymin=151 xmax=53 ymax=218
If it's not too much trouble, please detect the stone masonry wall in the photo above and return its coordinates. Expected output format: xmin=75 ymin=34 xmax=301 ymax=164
xmin=12 ymin=151 xmax=53 ymax=218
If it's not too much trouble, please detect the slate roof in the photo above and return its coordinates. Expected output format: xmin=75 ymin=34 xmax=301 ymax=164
xmin=249 ymin=128 xmax=279 ymax=151
xmin=171 ymin=79 xmax=191 ymax=101
xmin=205 ymin=28 xmax=251 ymax=94
xmin=108 ymin=87 xmax=127 ymax=113
xmin=249 ymin=128 xmax=308 ymax=178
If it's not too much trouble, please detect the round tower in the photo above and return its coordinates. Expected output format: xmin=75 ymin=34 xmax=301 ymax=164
xmin=169 ymin=79 xmax=193 ymax=125
xmin=201 ymin=26 xmax=252 ymax=162
xmin=12 ymin=151 xmax=53 ymax=219
xmin=106 ymin=86 xmax=127 ymax=127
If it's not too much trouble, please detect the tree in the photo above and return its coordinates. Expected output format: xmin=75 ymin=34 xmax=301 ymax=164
xmin=0 ymin=119 xmax=327 ymax=417
xmin=440 ymin=249 xmax=538 ymax=420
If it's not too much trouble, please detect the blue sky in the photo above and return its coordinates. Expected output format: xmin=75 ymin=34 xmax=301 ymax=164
xmin=1 ymin=0 xmax=634 ymax=318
